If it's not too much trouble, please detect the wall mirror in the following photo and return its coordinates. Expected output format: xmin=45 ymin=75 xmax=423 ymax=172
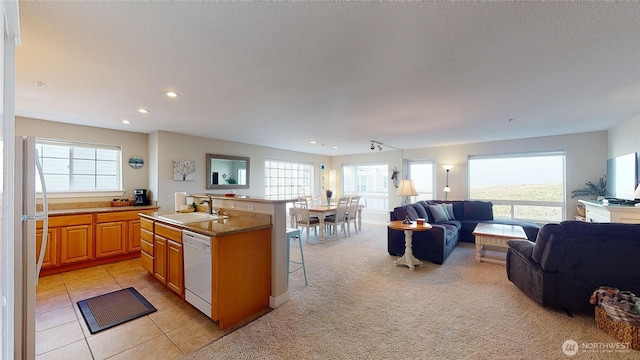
xmin=206 ymin=154 xmax=250 ymax=189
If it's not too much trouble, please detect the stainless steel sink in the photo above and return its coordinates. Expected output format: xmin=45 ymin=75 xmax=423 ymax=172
xmin=157 ymin=212 xmax=227 ymax=224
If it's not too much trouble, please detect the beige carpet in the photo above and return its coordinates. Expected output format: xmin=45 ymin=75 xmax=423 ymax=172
xmin=191 ymin=223 xmax=637 ymax=359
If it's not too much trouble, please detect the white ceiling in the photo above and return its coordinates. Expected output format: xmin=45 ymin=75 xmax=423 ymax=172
xmin=15 ymin=1 xmax=640 ymax=156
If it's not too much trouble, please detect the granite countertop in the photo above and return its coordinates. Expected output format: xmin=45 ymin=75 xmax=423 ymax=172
xmin=140 ymin=211 xmax=272 ymax=237
xmin=47 ymin=205 xmax=159 ymax=216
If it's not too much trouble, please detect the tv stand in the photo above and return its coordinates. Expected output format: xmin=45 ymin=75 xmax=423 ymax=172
xmin=579 ymin=200 xmax=640 ymax=224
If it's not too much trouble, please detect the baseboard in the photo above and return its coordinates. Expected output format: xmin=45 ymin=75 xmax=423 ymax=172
xmin=269 ymin=292 xmax=291 ymax=308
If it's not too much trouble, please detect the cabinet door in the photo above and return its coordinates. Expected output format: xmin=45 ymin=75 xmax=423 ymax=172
xmin=127 ymin=219 xmax=142 ymax=252
xmin=154 ymin=235 xmax=167 ymax=283
xmin=167 ymin=240 xmax=184 ymax=297
xmin=95 ymin=221 xmax=126 ymax=258
xmin=36 ymin=227 xmax=58 ymax=269
xmin=60 ymin=225 xmax=93 ymax=264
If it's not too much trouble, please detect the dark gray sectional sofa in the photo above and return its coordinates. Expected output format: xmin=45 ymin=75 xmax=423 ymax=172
xmin=388 ymin=200 xmax=540 ymax=265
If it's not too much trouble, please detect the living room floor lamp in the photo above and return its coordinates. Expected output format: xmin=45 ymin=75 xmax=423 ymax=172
xmin=443 ymin=165 xmax=453 ymax=201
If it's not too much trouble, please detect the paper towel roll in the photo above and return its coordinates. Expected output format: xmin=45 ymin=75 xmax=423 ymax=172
xmin=174 ymin=192 xmax=187 ymax=211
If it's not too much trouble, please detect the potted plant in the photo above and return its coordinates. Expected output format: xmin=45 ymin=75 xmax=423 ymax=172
xmin=571 ymin=176 xmax=607 ymax=199
xmin=572 ymin=176 xmax=607 ymax=216
xmin=326 ymin=189 xmax=333 ymax=206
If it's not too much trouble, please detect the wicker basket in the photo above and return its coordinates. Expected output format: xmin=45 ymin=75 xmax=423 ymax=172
xmin=577 ymin=205 xmax=586 ymax=217
xmin=111 ymin=200 xmax=131 ymax=207
xmin=595 ymin=306 xmax=640 ymax=350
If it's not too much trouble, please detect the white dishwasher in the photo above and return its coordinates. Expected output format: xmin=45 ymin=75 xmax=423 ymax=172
xmin=182 ymin=230 xmax=212 ymax=318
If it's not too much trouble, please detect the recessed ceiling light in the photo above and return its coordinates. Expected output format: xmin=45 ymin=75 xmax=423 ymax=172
xmin=138 ymin=108 xmax=149 ymax=114
xmin=166 ymin=91 xmax=178 ymax=98
xmin=309 ymin=141 xmax=317 ymax=144
xmin=34 ymin=81 xmax=46 ymax=88
xmin=332 ymin=146 xmax=339 ymax=149
xmin=122 ymin=120 xmax=130 ymax=124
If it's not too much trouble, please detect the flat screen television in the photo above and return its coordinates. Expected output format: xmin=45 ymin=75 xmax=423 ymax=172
xmin=606 ymin=152 xmax=639 ymax=201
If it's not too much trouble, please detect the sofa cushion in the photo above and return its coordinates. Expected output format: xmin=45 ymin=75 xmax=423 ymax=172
xmin=463 ymin=201 xmax=493 ymax=220
xmin=411 ymin=203 xmax=428 ymax=219
xmin=392 ymin=206 xmax=408 ymax=222
xmin=405 ymin=206 xmax=419 ymax=221
xmin=428 ymin=204 xmax=449 ymax=223
xmin=443 ymin=203 xmax=455 ymax=220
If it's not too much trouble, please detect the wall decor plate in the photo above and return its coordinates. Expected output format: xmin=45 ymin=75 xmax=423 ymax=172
xmin=129 ymin=156 xmax=144 ymax=169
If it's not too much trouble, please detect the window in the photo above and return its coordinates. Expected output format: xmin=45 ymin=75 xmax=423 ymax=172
xmin=468 ymin=151 xmax=565 ymax=222
xmin=264 ymin=159 xmax=313 ymax=198
xmin=343 ymin=163 xmax=388 ymax=212
xmin=36 ymin=139 xmax=122 ymax=192
xmin=407 ymin=160 xmax=434 ymax=201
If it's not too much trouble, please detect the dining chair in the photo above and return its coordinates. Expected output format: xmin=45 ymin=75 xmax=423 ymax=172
xmin=324 ymin=197 xmax=349 ymax=240
xmin=293 ymin=200 xmax=319 ymax=242
xmin=346 ymin=195 xmax=360 ymax=236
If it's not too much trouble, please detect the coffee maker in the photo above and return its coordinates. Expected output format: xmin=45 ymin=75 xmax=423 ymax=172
xmin=133 ymin=189 xmax=148 ymax=206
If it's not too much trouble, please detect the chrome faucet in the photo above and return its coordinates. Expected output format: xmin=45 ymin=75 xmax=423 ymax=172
xmin=199 ymin=196 xmax=214 ymax=215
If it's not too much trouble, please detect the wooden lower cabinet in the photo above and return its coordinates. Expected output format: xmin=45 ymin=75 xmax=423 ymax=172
xmin=95 ymin=222 xmax=126 ymax=258
xmin=128 ymin=219 xmax=142 ymax=252
xmin=149 ymin=221 xmax=184 ymax=298
xmin=167 ymin=240 xmax=183 ymax=295
xmin=39 ymin=208 xmax=157 ymax=276
xmin=96 ymin=211 xmax=145 ymax=258
xmin=153 ymin=235 xmax=167 ymax=283
xmin=36 ymin=223 xmax=58 ymax=269
xmin=140 ymin=219 xmax=154 ymax=273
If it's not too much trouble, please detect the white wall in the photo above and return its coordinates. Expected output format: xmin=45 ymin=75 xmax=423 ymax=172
xmin=608 ymin=114 xmax=640 ymax=158
xmin=150 ymin=130 xmax=330 ymax=212
xmin=16 ymin=117 xmax=149 ymax=203
xmin=334 ymin=131 xmax=608 ymax=222
xmin=13 ymin=117 xmax=616 ymax=222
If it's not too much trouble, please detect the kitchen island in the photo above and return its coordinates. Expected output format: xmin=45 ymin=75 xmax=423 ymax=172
xmin=189 ymin=194 xmax=297 ymax=309
xmin=139 ymin=210 xmax=272 ymax=329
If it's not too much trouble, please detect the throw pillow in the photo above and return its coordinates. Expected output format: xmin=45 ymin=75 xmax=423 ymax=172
xmin=443 ymin=203 xmax=455 ymax=220
xmin=428 ymin=204 xmax=449 ymax=223
xmin=411 ymin=203 xmax=428 ymax=219
xmin=405 ymin=206 xmax=419 ymax=221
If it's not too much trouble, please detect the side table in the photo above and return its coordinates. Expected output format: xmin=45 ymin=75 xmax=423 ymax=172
xmin=388 ymin=220 xmax=432 ymax=270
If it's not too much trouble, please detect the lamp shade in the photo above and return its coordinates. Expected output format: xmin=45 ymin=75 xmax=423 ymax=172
xmin=635 ymin=184 xmax=640 ymax=199
xmin=396 ymin=179 xmax=418 ymax=196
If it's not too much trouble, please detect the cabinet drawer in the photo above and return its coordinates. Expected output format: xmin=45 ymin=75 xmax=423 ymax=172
xmin=140 ymin=217 xmax=154 ymax=231
xmin=140 ymin=239 xmax=153 ymax=255
xmin=141 ymin=251 xmax=153 ymax=273
xmin=155 ymin=223 xmax=182 ymax=243
xmin=48 ymin=214 xmax=93 ymax=228
xmin=141 ymin=228 xmax=153 ymax=243
xmin=96 ymin=210 xmax=140 ymax=223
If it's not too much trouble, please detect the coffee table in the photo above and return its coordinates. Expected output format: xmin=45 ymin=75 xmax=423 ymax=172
xmin=472 ymin=223 xmax=527 ymax=265
xmin=388 ymin=220 xmax=432 ymax=270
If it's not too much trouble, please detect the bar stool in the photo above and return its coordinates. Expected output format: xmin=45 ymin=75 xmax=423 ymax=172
xmin=286 ymin=228 xmax=308 ymax=289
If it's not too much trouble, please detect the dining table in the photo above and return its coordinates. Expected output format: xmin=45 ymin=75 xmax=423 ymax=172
xmin=307 ymin=204 xmax=337 ymax=243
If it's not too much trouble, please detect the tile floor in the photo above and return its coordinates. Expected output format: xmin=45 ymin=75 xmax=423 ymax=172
xmin=35 ymin=258 xmax=228 ymax=360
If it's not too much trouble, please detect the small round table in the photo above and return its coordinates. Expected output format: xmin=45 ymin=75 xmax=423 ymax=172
xmin=388 ymin=220 xmax=432 ymax=270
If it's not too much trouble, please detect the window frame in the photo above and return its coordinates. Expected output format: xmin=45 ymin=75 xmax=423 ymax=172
xmin=468 ymin=151 xmax=566 ymax=223
xmin=342 ymin=162 xmax=389 ymax=213
xmin=407 ymin=159 xmax=435 ymax=201
xmin=264 ymin=158 xmax=314 ymax=199
xmin=36 ymin=138 xmax=123 ymax=194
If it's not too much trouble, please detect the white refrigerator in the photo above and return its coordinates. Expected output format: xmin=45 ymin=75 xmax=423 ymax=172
xmin=14 ymin=136 xmax=49 ymax=359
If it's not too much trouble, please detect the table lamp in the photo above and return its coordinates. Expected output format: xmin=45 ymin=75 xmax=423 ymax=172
xmin=396 ymin=179 xmax=418 ymax=223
